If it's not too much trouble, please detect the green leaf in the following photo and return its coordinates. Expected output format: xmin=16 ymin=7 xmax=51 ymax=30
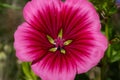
xmin=0 ymin=3 xmax=20 ymax=9
xmin=109 ymin=7 xmax=117 ymax=15
xmin=22 ymin=62 xmax=32 ymax=79
xmin=110 ymin=50 xmax=120 ymax=63
xmin=22 ymin=62 xmax=38 ymax=80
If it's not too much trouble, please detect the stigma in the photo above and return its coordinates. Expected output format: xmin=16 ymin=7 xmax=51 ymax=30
xmin=47 ymin=29 xmax=72 ymax=54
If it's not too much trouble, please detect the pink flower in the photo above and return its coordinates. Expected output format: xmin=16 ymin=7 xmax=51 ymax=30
xmin=14 ymin=0 xmax=108 ymax=80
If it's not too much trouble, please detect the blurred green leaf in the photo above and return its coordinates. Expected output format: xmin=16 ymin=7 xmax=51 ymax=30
xmin=110 ymin=50 xmax=120 ymax=63
xmin=22 ymin=62 xmax=32 ymax=79
xmin=0 ymin=51 xmax=6 ymax=60
xmin=0 ymin=3 xmax=20 ymax=9
xmin=22 ymin=62 xmax=38 ymax=80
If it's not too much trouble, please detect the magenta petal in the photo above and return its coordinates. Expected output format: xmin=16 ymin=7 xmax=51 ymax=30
xmin=31 ymin=52 xmax=76 ymax=80
xmin=14 ymin=23 xmax=51 ymax=61
xmin=65 ymin=32 xmax=108 ymax=73
xmin=62 ymin=0 xmax=101 ymax=39
xmin=23 ymin=0 xmax=62 ymax=38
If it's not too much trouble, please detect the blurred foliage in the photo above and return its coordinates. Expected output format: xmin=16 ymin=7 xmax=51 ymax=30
xmin=21 ymin=62 xmax=39 ymax=80
xmin=0 ymin=0 xmax=120 ymax=80
xmin=0 ymin=3 xmax=20 ymax=10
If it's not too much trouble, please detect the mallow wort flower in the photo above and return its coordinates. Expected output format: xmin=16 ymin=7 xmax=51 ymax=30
xmin=116 ymin=0 xmax=120 ymax=8
xmin=14 ymin=0 xmax=108 ymax=80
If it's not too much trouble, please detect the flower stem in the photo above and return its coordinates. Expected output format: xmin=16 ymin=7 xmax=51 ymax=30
xmin=101 ymin=21 xmax=109 ymax=80
xmin=101 ymin=54 xmax=108 ymax=80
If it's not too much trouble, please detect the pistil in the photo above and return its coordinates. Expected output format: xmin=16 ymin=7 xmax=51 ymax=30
xmin=47 ymin=29 xmax=72 ymax=54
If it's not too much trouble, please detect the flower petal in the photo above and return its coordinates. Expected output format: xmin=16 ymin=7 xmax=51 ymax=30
xmin=23 ymin=0 xmax=62 ymax=38
xmin=61 ymin=0 xmax=101 ymax=39
xmin=31 ymin=51 xmax=76 ymax=80
xmin=14 ymin=22 xmax=51 ymax=61
xmin=65 ymin=32 xmax=108 ymax=73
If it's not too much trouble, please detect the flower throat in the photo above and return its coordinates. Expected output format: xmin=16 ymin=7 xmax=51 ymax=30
xmin=47 ymin=29 xmax=72 ymax=54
